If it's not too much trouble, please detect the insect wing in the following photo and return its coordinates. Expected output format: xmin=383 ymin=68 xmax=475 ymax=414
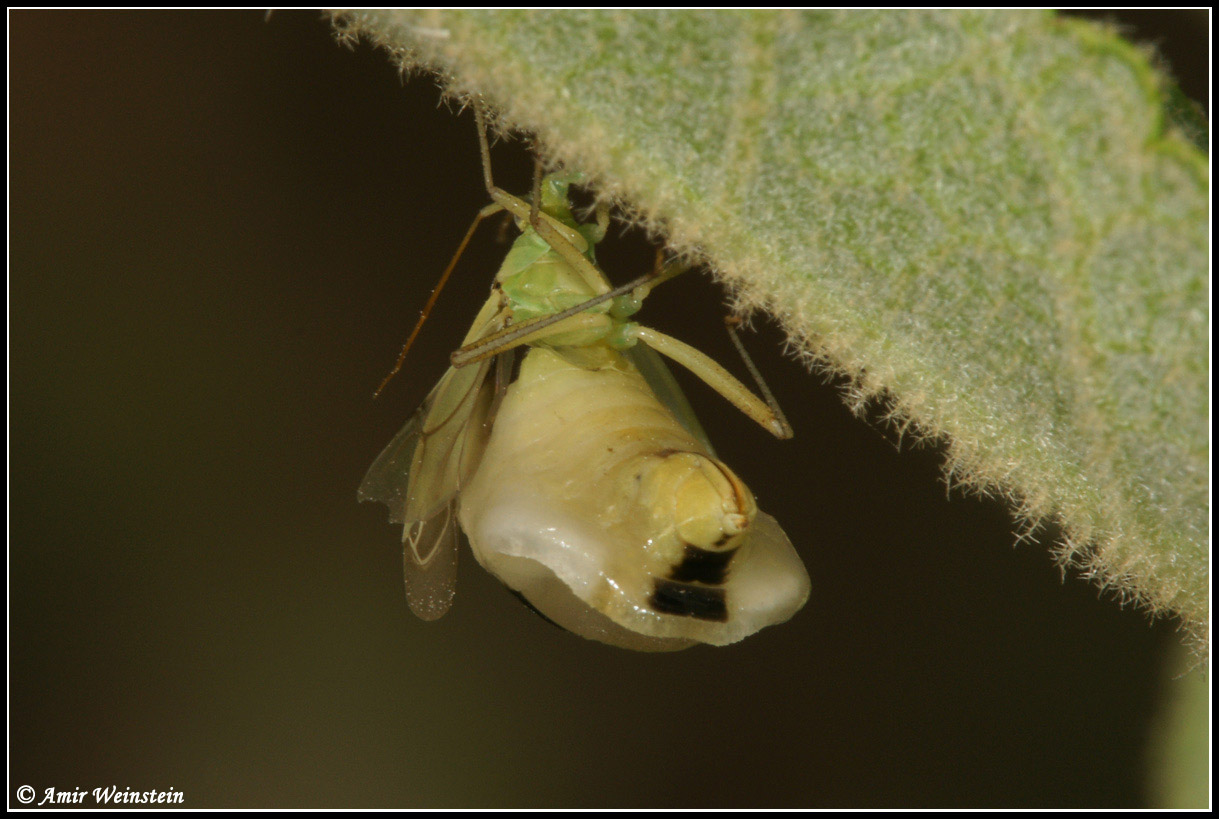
xmin=403 ymin=359 xmax=496 ymax=523
xmin=625 ymin=344 xmax=716 ymax=457
xmin=456 ymin=349 xmax=514 ymax=490
xmin=361 ymin=291 xmax=509 ymax=620
xmin=358 ymin=399 xmax=427 ymax=526
xmin=360 ymin=294 xmax=507 ymax=525
xmin=359 ymin=361 xmax=495 ymax=619
xmin=359 ymin=361 xmax=494 ymax=522
xmin=357 ymin=362 xmax=486 ymax=526
xmin=402 ymin=500 xmax=460 ymax=620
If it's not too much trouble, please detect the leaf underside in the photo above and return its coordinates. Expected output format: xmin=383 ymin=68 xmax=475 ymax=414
xmin=331 ymin=10 xmax=1209 ymax=654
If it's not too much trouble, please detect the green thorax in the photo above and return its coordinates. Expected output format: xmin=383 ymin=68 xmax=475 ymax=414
xmin=495 ymin=173 xmax=609 ymax=325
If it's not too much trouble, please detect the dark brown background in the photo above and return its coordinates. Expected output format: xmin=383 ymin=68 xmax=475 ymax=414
xmin=9 ymin=10 xmax=1208 ymax=808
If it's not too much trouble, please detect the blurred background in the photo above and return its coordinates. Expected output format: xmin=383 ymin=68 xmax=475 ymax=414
xmin=9 ymin=10 xmax=1208 ymax=808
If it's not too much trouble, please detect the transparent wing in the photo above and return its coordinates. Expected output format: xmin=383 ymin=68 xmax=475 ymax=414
xmin=358 ymin=399 xmax=428 ymax=526
xmin=360 ymin=295 xmax=510 ymax=621
xmin=625 ymin=344 xmax=716 ymax=456
xmin=357 ymin=363 xmax=487 ymax=525
xmin=359 ymin=294 xmax=507 ymax=525
xmin=403 ymin=359 xmax=496 ymax=523
xmin=456 ymin=348 xmax=514 ymax=491
xmin=401 ymin=350 xmax=512 ymax=621
xmin=358 ymin=360 xmax=495 ymax=616
xmin=402 ymin=500 xmax=460 ymax=621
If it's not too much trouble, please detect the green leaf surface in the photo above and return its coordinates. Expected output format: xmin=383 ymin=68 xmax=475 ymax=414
xmin=330 ymin=10 xmax=1209 ymax=652
xmin=1146 ymin=648 xmax=1210 ymax=808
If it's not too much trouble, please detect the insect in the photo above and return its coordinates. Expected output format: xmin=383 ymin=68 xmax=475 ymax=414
xmin=359 ymin=106 xmax=810 ymax=650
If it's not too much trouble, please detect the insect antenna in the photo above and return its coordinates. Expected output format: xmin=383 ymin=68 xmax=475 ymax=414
xmin=373 ymin=200 xmax=503 ymax=398
xmin=724 ymin=316 xmax=793 ymax=439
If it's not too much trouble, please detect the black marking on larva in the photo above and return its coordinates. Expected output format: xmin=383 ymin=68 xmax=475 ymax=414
xmin=649 ymin=580 xmax=728 ymax=622
xmin=669 ymin=544 xmax=737 ymax=585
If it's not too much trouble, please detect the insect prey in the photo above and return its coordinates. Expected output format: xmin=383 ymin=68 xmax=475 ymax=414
xmin=359 ymin=105 xmax=809 ymax=650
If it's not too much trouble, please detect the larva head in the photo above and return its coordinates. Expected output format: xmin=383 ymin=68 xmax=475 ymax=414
xmin=635 ymin=450 xmax=758 ymax=562
xmin=620 ymin=450 xmax=760 ymax=629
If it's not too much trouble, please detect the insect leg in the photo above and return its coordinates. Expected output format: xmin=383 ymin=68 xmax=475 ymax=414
xmin=611 ymin=251 xmax=692 ymax=319
xmin=450 ymin=267 xmax=672 ymax=368
xmin=529 ymin=158 xmax=544 ymax=226
xmin=473 ymin=105 xmax=608 ymax=295
xmin=627 ymin=326 xmax=794 ymax=439
xmin=473 ymin=105 xmax=588 ymax=248
xmin=451 ymin=312 xmax=612 ymax=368
xmin=374 ymin=200 xmax=505 ymax=398
xmin=723 ymin=316 xmax=793 ymax=440
xmin=588 ymin=201 xmax=610 ymax=244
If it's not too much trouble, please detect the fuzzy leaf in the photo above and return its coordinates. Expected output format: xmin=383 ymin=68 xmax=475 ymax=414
xmin=331 ymin=10 xmax=1209 ymax=651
